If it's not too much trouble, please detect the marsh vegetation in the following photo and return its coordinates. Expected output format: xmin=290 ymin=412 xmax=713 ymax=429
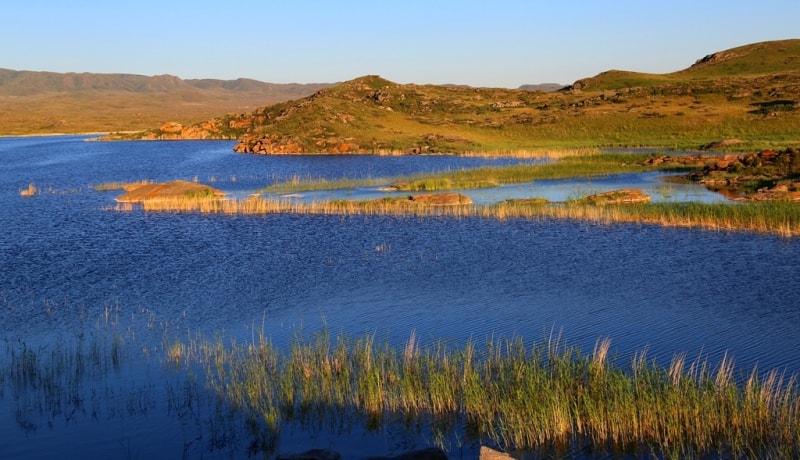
xmin=112 ymin=149 xmax=800 ymax=237
xmin=4 ymin=328 xmax=799 ymax=458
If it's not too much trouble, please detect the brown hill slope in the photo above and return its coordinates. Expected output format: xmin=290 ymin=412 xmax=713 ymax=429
xmin=0 ymin=69 xmax=332 ymax=135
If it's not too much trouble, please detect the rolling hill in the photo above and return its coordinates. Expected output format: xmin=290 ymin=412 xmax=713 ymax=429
xmin=6 ymin=39 xmax=799 ymax=152
xmin=109 ymin=39 xmax=798 ymax=152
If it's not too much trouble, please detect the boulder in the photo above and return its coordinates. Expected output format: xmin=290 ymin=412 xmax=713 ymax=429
xmin=584 ymin=189 xmax=650 ymax=205
xmin=479 ymin=446 xmax=515 ymax=460
xmin=160 ymin=121 xmax=183 ymax=134
xmin=115 ymin=180 xmax=224 ymax=202
xmin=408 ymin=193 xmax=472 ymax=205
xmin=699 ymin=139 xmax=743 ymax=150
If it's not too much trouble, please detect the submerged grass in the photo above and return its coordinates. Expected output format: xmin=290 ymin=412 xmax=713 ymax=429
xmin=3 ymin=323 xmax=799 ymax=457
xmin=179 ymin=330 xmax=800 ymax=458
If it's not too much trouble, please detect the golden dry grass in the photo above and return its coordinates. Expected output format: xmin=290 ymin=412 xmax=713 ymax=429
xmin=19 ymin=183 xmax=37 ymax=197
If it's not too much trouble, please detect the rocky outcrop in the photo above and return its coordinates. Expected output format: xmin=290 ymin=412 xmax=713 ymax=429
xmin=687 ymin=147 xmax=800 ymax=201
xmin=115 ymin=180 xmax=224 ymax=202
xmin=374 ymin=193 xmax=473 ymax=208
xmin=233 ymin=134 xmax=371 ymax=154
xmin=233 ymin=134 xmax=306 ymax=154
xmin=641 ymin=155 xmax=717 ymax=168
xmin=407 ymin=193 xmax=473 ymax=206
xmin=700 ymin=139 xmax=744 ymax=150
xmin=584 ymin=189 xmax=651 ymax=205
xmin=478 ymin=446 xmax=516 ymax=460
xmin=103 ymin=119 xmax=242 ymax=141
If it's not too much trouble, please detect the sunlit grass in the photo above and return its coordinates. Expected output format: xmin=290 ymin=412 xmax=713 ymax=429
xmin=259 ymin=151 xmax=676 ymax=194
xmin=19 ymin=183 xmax=37 ymax=197
xmin=3 ymin=320 xmax=799 ymax=458
xmin=487 ymin=201 xmax=800 ymax=237
xmin=391 ymin=152 xmax=700 ymax=192
xmin=179 ymin=329 xmax=800 ymax=458
xmin=92 ymin=180 xmax=152 ymax=191
xmin=112 ymin=193 xmax=800 ymax=237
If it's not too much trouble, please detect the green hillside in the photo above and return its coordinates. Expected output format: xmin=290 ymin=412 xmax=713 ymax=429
xmin=104 ymin=39 xmax=800 ymax=152
xmin=570 ymin=39 xmax=800 ymax=91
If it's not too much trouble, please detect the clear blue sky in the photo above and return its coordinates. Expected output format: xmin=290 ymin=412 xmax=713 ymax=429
xmin=2 ymin=0 xmax=798 ymax=88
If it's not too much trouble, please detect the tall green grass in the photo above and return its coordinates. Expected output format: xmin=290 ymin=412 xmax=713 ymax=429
xmin=391 ymin=152 xmax=685 ymax=191
xmin=4 ymin=323 xmax=799 ymax=457
xmin=261 ymin=151 xmax=684 ymax=194
xmin=487 ymin=201 xmax=800 ymax=237
xmin=175 ymin=330 xmax=800 ymax=458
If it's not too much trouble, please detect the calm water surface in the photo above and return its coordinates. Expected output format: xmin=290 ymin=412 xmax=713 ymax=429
xmin=1 ymin=136 xmax=798 ymax=459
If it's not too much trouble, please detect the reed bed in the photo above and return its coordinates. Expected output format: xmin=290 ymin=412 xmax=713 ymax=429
xmin=485 ymin=201 xmax=800 ymax=237
xmin=92 ymin=180 xmax=152 ymax=191
xmin=113 ymin=195 xmax=800 ymax=237
xmin=457 ymin=147 xmax=600 ymax=159
xmin=19 ymin=183 xmax=37 ymax=197
xmin=180 ymin=331 xmax=800 ymax=458
xmin=312 ymin=154 xmax=620 ymax=194
xmin=260 ymin=150 xmax=626 ymax=194
xmin=391 ymin=152 xmax=687 ymax=192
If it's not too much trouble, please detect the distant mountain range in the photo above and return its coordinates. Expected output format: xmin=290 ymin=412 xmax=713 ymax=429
xmin=0 ymin=68 xmax=333 ymax=98
xmin=0 ymin=69 xmax=334 ymax=134
xmin=0 ymin=68 xmax=564 ymax=135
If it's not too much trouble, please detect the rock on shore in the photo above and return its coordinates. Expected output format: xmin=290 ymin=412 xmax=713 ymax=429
xmin=115 ymin=180 xmax=224 ymax=202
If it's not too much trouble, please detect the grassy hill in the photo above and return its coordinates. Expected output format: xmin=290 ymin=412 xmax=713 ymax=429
xmin=115 ymin=39 xmax=797 ymax=153
xmin=570 ymin=39 xmax=800 ymax=90
xmin=7 ymin=39 xmax=800 ymax=151
xmin=0 ymin=69 xmax=332 ymax=135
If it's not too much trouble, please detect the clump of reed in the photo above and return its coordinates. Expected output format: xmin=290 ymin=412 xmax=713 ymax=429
xmin=114 ymin=195 xmax=475 ymax=217
xmin=485 ymin=201 xmax=800 ymax=237
xmin=181 ymin=330 xmax=800 ymax=458
xmin=19 ymin=183 xmax=37 ymax=197
xmin=259 ymin=150 xmax=626 ymax=194
xmin=1 ymin=333 xmax=132 ymax=431
xmin=458 ymin=147 xmax=600 ymax=159
xmin=92 ymin=180 xmax=152 ymax=191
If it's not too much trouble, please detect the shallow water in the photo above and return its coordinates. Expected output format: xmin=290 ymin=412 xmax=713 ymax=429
xmin=1 ymin=137 xmax=799 ymax=458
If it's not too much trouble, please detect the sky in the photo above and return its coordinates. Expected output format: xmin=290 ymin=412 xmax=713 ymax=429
xmin=2 ymin=0 xmax=798 ymax=88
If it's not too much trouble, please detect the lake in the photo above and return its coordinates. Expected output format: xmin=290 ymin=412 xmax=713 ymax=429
xmin=1 ymin=136 xmax=798 ymax=459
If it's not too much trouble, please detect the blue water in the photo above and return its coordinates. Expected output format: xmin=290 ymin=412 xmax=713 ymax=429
xmin=1 ymin=136 xmax=799 ymax=459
